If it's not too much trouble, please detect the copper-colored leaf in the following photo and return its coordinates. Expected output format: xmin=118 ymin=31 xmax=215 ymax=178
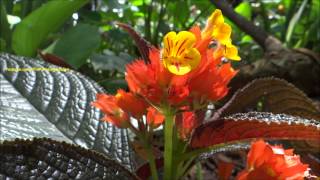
xmin=38 ymin=51 xmax=72 ymax=68
xmin=0 ymin=138 xmax=138 ymax=179
xmin=135 ymin=158 xmax=163 ymax=180
xmin=215 ymin=78 xmax=320 ymax=120
xmin=191 ymin=112 xmax=320 ymax=148
xmin=116 ymin=22 xmax=153 ymax=63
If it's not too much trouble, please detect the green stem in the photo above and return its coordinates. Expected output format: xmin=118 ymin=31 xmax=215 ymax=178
xmin=164 ymin=108 xmax=175 ymax=180
xmin=145 ymin=143 xmax=159 ymax=180
xmin=129 ymin=125 xmax=158 ymax=180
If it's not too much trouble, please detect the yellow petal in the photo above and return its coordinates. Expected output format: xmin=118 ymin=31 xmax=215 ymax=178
xmin=225 ymin=44 xmax=241 ymax=61
xmin=163 ymin=31 xmax=177 ymax=57
xmin=209 ymin=9 xmax=224 ymax=26
xmin=182 ymin=48 xmax=201 ymax=69
xmin=213 ymin=23 xmax=232 ymax=44
xmin=202 ymin=9 xmax=224 ymax=39
xmin=162 ymin=31 xmax=201 ymax=75
xmin=167 ymin=63 xmax=191 ymax=75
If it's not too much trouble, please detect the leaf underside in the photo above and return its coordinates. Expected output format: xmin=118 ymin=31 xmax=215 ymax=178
xmin=0 ymin=53 xmax=134 ymax=169
xmin=215 ymin=78 xmax=320 ymax=121
xmin=0 ymin=138 xmax=138 ymax=180
xmin=117 ymin=23 xmax=153 ymax=63
xmin=191 ymin=112 xmax=320 ymax=148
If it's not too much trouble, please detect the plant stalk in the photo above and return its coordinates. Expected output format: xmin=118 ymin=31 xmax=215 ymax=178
xmin=163 ymin=108 xmax=175 ymax=180
xmin=145 ymin=143 xmax=159 ymax=180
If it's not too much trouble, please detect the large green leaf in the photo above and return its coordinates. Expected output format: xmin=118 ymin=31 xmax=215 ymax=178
xmin=0 ymin=138 xmax=138 ymax=179
xmin=12 ymin=0 xmax=88 ymax=57
xmin=0 ymin=53 xmax=134 ymax=169
xmin=53 ymin=23 xmax=101 ymax=69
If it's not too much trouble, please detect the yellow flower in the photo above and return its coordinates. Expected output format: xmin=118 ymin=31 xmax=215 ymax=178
xmin=203 ymin=9 xmax=241 ymax=61
xmin=213 ymin=23 xmax=232 ymax=45
xmin=162 ymin=31 xmax=201 ymax=75
xmin=214 ymin=42 xmax=241 ymax=61
xmin=202 ymin=9 xmax=224 ymax=39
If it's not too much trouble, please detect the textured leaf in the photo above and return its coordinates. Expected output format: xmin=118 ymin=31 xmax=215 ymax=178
xmin=12 ymin=0 xmax=88 ymax=56
xmin=0 ymin=138 xmax=138 ymax=179
xmin=191 ymin=112 xmax=320 ymax=148
xmin=0 ymin=53 xmax=134 ymax=169
xmin=53 ymin=23 xmax=101 ymax=69
xmin=117 ymin=22 xmax=153 ymax=63
xmin=215 ymin=78 xmax=320 ymax=121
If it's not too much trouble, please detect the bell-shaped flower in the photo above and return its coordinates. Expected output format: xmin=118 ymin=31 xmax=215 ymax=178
xmin=146 ymin=107 xmax=165 ymax=129
xmin=92 ymin=94 xmax=130 ymax=128
xmin=162 ymin=31 xmax=201 ymax=75
xmin=237 ymin=140 xmax=310 ymax=180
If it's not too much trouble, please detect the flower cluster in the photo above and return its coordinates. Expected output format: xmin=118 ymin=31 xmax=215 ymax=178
xmin=93 ymin=9 xmax=240 ymax=139
xmin=237 ymin=140 xmax=310 ymax=180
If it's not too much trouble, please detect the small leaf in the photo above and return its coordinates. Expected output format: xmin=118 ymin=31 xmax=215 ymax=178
xmin=0 ymin=138 xmax=138 ymax=179
xmin=117 ymin=22 xmax=153 ymax=63
xmin=286 ymin=0 xmax=308 ymax=45
xmin=215 ymin=78 xmax=320 ymax=121
xmin=38 ymin=51 xmax=72 ymax=69
xmin=235 ymin=1 xmax=252 ymax=20
xmin=191 ymin=112 xmax=320 ymax=148
xmin=53 ymin=23 xmax=101 ymax=69
xmin=12 ymin=0 xmax=88 ymax=57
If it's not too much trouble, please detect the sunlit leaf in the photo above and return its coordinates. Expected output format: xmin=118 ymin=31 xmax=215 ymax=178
xmin=191 ymin=112 xmax=320 ymax=148
xmin=0 ymin=54 xmax=134 ymax=169
xmin=0 ymin=138 xmax=138 ymax=179
xmin=12 ymin=0 xmax=88 ymax=57
xmin=235 ymin=1 xmax=252 ymax=20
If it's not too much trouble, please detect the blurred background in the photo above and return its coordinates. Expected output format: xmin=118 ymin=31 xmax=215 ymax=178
xmin=1 ymin=0 xmax=319 ymax=96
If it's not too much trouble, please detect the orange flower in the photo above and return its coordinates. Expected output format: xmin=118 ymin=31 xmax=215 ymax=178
xmin=92 ymin=94 xmax=129 ymax=128
xmin=167 ymin=85 xmax=189 ymax=105
xmin=115 ymin=89 xmax=148 ymax=119
xmin=237 ymin=140 xmax=309 ymax=180
xmin=126 ymin=48 xmax=172 ymax=104
xmin=125 ymin=9 xmax=239 ymax=107
xmin=176 ymin=111 xmax=199 ymax=139
xmin=146 ymin=107 xmax=165 ymax=128
xmin=188 ymin=49 xmax=237 ymax=102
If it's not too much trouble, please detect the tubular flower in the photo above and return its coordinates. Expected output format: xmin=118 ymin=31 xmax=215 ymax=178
xmin=92 ymin=94 xmax=129 ymax=128
xmin=146 ymin=107 xmax=165 ymax=129
xmin=237 ymin=140 xmax=310 ymax=180
xmin=115 ymin=89 xmax=148 ymax=119
xmin=202 ymin=9 xmax=241 ymax=61
xmin=176 ymin=111 xmax=199 ymax=139
xmin=162 ymin=31 xmax=201 ymax=75
xmin=126 ymin=48 xmax=172 ymax=104
xmin=188 ymin=49 xmax=237 ymax=102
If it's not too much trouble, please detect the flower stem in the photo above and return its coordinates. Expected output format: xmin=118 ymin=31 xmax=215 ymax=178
xmin=129 ymin=125 xmax=159 ymax=180
xmin=164 ymin=108 xmax=175 ymax=180
xmin=145 ymin=143 xmax=159 ymax=180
